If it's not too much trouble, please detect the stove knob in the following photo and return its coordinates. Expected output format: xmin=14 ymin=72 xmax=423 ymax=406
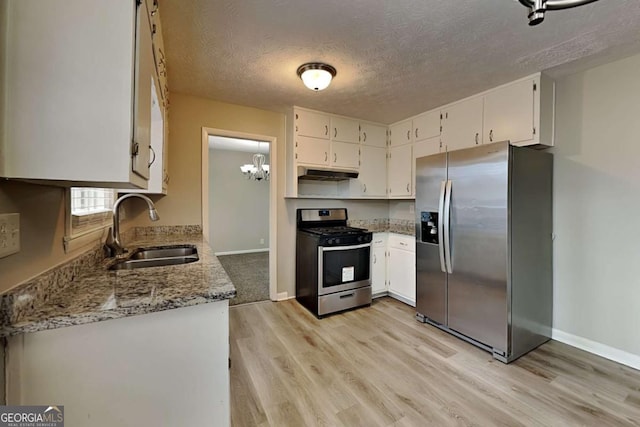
xmin=327 ymin=238 xmax=334 ymax=245
xmin=358 ymin=235 xmax=363 ymax=242
xmin=335 ymin=238 xmax=341 ymax=245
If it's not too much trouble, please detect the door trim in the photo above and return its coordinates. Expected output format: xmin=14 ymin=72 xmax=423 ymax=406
xmin=201 ymin=127 xmax=278 ymax=302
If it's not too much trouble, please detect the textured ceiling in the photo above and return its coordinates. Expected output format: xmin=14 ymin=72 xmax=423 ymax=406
xmin=159 ymin=0 xmax=640 ymax=124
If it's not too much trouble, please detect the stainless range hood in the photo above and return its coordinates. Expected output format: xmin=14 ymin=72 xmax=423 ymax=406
xmin=297 ymin=166 xmax=359 ymax=181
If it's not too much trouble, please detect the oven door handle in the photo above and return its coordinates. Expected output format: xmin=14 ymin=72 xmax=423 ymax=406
xmin=320 ymin=243 xmax=372 ymax=252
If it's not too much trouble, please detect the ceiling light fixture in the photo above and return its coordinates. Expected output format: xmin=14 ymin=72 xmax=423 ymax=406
xmin=297 ymin=63 xmax=337 ymax=91
xmin=517 ymin=0 xmax=600 ymax=26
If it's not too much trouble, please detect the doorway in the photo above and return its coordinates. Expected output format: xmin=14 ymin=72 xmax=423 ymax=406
xmin=201 ymin=128 xmax=277 ymax=302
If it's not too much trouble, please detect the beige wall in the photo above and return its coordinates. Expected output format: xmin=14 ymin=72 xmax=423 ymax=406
xmin=550 ymin=53 xmax=640 ymax=358
xmin=0 ymin=182 xmax=69 ymax=292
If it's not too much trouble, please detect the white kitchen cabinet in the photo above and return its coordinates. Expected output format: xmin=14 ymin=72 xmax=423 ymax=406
xmin=483 ymin=74 xmax=555 ymax=147
xmin=352 ymin=146 xmax=387 ymax=197
xmin=295 ymin=135 xmax=330 ymax=166
xmin=0 ymin=0 xmax=154 ymax=188
xmin=330 ymin=141 xmax=360 ymax=169
xmin=331 ymin=116 xmax=360 ymax=143
xmin=6 ymin=301 xmax=230 ymax=427
xmin=441 ymin=97 xmax=484 ymax=152
xmin=387 ymin=234 xmax=416 ymax=306
xmin=388 ymin=144 xmax=413 ymax=198
xmin=371 ymin=233 xmax=388 ymax=296
xmin=413 ymin=110 xmax=441 ymax=142
xmin=360 ymin=123 xmax=388 ymax=148
xmin=413 ymin=136 xmax=442 ymax=159
xmin=124 ymin=77 xmax=166 ymax=194
xmin=295 ymin=109 xmax=331 ymax=139
xmin=389 ymin=120 xmax=413 ymax=146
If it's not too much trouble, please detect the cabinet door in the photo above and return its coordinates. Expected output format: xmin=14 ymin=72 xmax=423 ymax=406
xmin=388 ymin=144 xmax=412 ymax=197
xmin=413 ymin=137 xmax=441 ymax=159
xmin=131 ymin=0 xmax=153 ymax=180
xmin=331 ymin=117 xmax=359 ymax=143
xmin=389 ymin=120 xmax=413 ymax=146
xmin=484 ymin=78 xmax=535 ymax=145
xmin=441 ymin=97 xmax=483 ymax=152
xmin=360 ymin=123 xmax=387 ymax=148
xmin=388 ymin=247 xmax=416 ymax=305
xmin=295 ymin=110 xmax=330 ymax=139
xmin=371 ymin=244 xmax=387 ymax=295
xmin=413 ymin=110 xmax=440 ymax=142
xmin=330 ymin=141 xmax=359 ymax=169
xmin=296 ymin=136 xmax=330 ymax=166
xmin=357 ymin=146 xmax=387 ymax=196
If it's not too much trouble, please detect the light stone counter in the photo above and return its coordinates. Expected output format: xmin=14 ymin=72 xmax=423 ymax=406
xmin=0 ymin=226 xmax=235 ymax=337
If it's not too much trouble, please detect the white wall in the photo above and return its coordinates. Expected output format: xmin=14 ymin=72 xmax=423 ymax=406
xmin=209 ymin=148 xmax=270 ymax=253
xmin=550 ymin=53 xmax=640 ymax=361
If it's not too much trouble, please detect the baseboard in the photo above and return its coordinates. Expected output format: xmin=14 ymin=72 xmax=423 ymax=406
xmin=214 ymin=248 xmax=269 ymax=256
xmin=372 ymin=291 xmax=389 ymax=299
xmin=387 ymin=291 xmax=416 ymax=308
xmin=552 ymin=328 xmax=640 ymax=371
xmin=276 ymin=292 xmax=294 ymax=301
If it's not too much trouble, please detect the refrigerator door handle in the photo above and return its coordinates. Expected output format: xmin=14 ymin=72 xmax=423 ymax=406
xmin=438 ymin=180 xmax=447 ymax=273
xmin=443 ymin=179 xmax=453 ymax=274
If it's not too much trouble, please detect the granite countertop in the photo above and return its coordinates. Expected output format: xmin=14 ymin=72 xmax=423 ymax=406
xmin=348 ymin=219 xmax=415 ymax=236
xmin=0 ymin=229 xmax=236 ymax=337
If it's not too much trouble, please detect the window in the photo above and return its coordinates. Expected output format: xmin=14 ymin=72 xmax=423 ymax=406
xmin=64 ymin=188 xmax=116 ymax=252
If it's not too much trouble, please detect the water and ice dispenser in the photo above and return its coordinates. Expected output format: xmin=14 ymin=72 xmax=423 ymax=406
xmin=420 ymin=211 xmax=439 ymax=244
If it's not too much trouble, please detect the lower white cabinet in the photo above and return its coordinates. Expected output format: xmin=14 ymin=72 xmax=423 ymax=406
xmin=6 ymin=301 xmax=230 ymax=427
xmin=387 ymin=234 xmax=416 ymax=307
xmin=371 ymin=233 xmax=387 ymax=296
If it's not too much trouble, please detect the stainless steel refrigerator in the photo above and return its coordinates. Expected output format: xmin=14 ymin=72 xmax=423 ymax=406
xmin=415 ymin=141 xmax=552 ymax=363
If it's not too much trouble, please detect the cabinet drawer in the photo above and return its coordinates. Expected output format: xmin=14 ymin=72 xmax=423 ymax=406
xmin=388 ymin=234 xmax=415 ymax=251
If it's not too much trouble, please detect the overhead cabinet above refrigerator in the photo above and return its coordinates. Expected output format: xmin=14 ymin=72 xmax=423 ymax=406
xmin=415 ymin=141 xmax=553 ymax=363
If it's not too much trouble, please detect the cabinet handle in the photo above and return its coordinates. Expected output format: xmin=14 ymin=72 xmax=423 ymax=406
xmin=363 ymin=132 xmax=367 ymax=142
xmin=475 ymin=133 xmax=479 ymax=145
xmin=148 ymin=146 xmax=156 ymax=167
xmin=400 ymin=242 xmax=408 ymax=247
xmin=325 ymin=125 xmax=328 ymax=136
xmin=415 ymin=128 xmax=419 ymax=139
xmin=151 ymin=0 xmax=159 ymax=15
xmin=334 ymin=153 xmax=337 ymax=162
xmin=325 ymin=152 xmax=328 ymax=162
xmin=489 ymin=129 xmax=493 ymax=142
xmin=363 ymin=184 xmax=367 ymax=193
xmin=334 ymin=128 xmax=337 ymax=138
xmin=152 ymin=23 xmax=157 ymax=35
xmin=374 ymin=254 xmax=377 ymax=264
xmin=406 ymin=183 xmax=410 ymax=193
xmin=407 ymin=130 xmax=410 ymax=140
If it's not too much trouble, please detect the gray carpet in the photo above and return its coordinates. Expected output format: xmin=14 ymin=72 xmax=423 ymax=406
xmin=217 ymin=252 xmax=269 ymax=306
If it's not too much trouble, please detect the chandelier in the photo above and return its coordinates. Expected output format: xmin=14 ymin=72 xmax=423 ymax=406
xmin=240 ymin=152 xmax=269 ymax=181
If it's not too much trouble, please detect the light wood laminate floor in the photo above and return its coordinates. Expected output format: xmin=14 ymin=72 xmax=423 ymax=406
xmin=230 ymin=297 xmax=640 ymax=426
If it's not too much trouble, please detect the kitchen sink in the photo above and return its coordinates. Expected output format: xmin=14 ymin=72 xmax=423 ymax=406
xmin=108 ymin=245 xmax=199 ymax=270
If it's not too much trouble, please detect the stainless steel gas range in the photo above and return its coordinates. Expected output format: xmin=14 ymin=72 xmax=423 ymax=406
xmin=296 ymin=208 xmax=372 ymax=317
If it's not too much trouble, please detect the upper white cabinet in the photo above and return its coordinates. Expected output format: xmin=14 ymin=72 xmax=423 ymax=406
xmin=441 ymin=97 xmax=484 ymax=152
xmin=413 ymin=110 xmax=441 ymax=142
xmin=295 ymin=135 xmax=330 ymax=166
xmin=330 ymin=141 xmax=359 ymax=169
xmin=389 ymin=120 xmax=413 ymax=146
xmin=360 ymin=123 xmax=387 ymax=148
xmin=483 ymin=74 xmax=554 ymax=147
xmin=331 ymin=117 xmax=359 ymax=144
xmin=388 ymin=144 xmax=413 ymax=198
xmin=0 ymin=0 xmax=154 ymax=188
xmin=295 ymin=110 xmax=330 ymax=139
xmin=352 ymin=146 xmax=387 ymax=197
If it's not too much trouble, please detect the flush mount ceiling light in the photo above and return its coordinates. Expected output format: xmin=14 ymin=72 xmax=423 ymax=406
xmin=297 ymin=63 xmax=337 ymax=91
xmin=517 ymin=0 xmax=600 ymax=25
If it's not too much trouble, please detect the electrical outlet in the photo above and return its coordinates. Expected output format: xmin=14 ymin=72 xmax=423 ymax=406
xmin=260 ymin=238 xmax=265 ymax=245
xmin=0 ymin=213 xmax=20 ymax=258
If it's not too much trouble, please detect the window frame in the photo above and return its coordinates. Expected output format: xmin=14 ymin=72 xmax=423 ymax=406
xmin=63 ymin=188 xmax=117 ymax=253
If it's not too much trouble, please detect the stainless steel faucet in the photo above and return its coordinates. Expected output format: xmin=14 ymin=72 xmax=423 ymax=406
xmin=105 ymin=194 xmax=160 ymax=256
